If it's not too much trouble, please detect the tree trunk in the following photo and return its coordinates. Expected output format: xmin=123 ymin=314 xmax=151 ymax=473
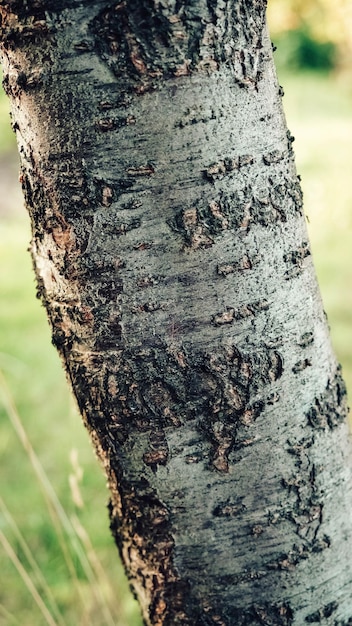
xmin=1 ymin=1 xmax=352 ymax=624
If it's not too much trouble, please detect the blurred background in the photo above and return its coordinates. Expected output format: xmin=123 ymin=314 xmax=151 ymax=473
xmin=0 ymin=2 xmax=352 ymax=624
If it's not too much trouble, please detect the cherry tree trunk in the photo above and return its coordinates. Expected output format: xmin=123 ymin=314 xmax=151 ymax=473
xmin=1 ymin=1 xmax=352 ymax=624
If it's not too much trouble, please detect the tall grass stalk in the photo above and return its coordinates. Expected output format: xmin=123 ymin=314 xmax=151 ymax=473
xmin=0 ymin=496 xmax=65 ymax=626
xmin=0 ymin=602 xmax=21 ymax=626
xmin=0 ymin=370 xmax=117 ymax=625
xmin=70 ymin=513 xmax=122 ymax=615
xmin=68 ymin=451 xmax=124 ymax=621
xmin=0 ymin=528 xmax=59 ymax=626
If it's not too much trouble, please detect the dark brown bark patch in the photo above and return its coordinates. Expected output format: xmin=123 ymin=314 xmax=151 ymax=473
xmin=306 ymin=367 xmax=348 ymax=431
xmin=89 ymin=0 xmax=267 ymax=87
xmin=168 ymin=172 xmax=303 ymax=247
xmin=284 ymin=242 xmax=311 ymax=280
xmin=168 ymin=206 xmax=215 ymax=250
xmin=305 ymin=601 xmax=338 ymax=622
xmin=0 ymin=3 xmax=49 ymax=49
xmin=108 ymin=476 xmax=194 ymax=626
xmin=213 ymin=299 xmax=270 ymax=326
xmin=198 ymin=602 xmax=294 ymax=626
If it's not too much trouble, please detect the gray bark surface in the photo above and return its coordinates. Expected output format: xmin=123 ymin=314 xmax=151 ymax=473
xmin=1 ymin=1 xmax=352 ymax=624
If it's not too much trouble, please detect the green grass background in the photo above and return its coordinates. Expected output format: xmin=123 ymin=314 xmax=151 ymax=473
xmin=0 ymin=67 xmax=351 ymax=624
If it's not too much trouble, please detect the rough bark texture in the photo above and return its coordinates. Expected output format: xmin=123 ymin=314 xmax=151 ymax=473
xmin=1 ymin=1 xmax=352 ymax=624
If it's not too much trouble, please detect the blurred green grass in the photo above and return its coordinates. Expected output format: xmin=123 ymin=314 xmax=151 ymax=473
xmin=0 ymin=68 xmax=351 ymax=624
xmin=280 ymin=71 xmax=352 ymax=394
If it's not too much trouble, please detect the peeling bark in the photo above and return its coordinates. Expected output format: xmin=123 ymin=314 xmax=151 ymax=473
xmin=1 ymin=1 xmax=352 ymax=624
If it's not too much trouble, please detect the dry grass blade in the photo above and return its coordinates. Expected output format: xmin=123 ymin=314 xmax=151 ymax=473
xmin=0 ymin=370 xmax=116 ymax=625
xmin=71 ymin=513 xmax=122 ymax=624
xmin=0 ymin=528 xmax=58 ymax=626
xmin=0 ymin=602 xmax=21 ymax=626
xmin=0 ymin=496 xmax=65 ymax=626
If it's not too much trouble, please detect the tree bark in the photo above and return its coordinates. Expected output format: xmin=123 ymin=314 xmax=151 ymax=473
xmin=1 ymin=1 xmax=352 ymax=624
